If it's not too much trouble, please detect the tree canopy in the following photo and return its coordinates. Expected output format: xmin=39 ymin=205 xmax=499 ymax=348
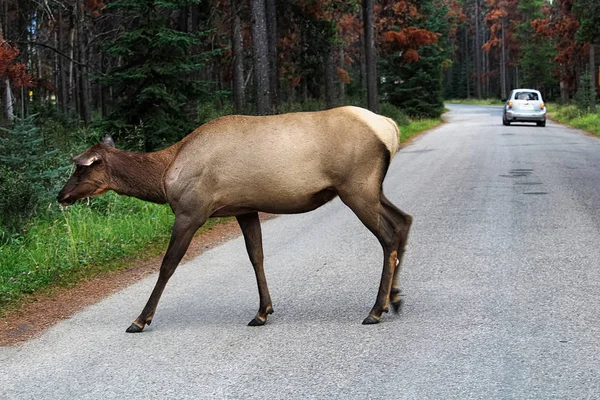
xmin=0 ymin=0 xmax=597 ymax=143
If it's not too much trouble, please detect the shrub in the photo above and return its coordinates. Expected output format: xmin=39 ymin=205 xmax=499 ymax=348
xmin=197 ymin=101 xmax=234 ymax=125
xmin=0 ymin=166 xmax=38 ymax=237
xmin=0 ymin=115 xmax=72 ymax=204
xmin=573 ymin=72 xmax=597 ymax=113
xmin=557 ymin=105 xmax=583 ymax=120
xmin=380 ymin=102 xmax=410 ymax=126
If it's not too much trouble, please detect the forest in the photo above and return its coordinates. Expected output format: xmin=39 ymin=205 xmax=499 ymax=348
xmin=1 ymin=0 xmax=599 ymax=140
xmin=0 ymin=0 xmax=598 ymax=308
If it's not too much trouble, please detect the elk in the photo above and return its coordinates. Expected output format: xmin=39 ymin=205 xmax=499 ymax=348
xmin=57 ymin=106 xmax=413 ymax=333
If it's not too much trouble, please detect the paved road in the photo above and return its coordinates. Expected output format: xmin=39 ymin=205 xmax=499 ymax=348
xmin=2 ymin=105 xmax=600 ymax=399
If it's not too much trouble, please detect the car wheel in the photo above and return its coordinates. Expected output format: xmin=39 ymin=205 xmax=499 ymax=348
xmin=503 ymin=118 xmax=510 ymax=126
xmin=537 ymin=120 xmax=546 ymax=127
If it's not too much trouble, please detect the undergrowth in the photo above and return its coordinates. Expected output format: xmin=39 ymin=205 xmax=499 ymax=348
xmin=548 ymin=104 xmax=600 ymax=137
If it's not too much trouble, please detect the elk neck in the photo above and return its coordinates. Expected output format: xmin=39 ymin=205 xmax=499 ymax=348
xmin=105 ymin=144 xmax=182 ymax=204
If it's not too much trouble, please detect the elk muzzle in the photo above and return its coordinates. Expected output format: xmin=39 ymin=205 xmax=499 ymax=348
xmin=57 ymin=188 xmax=77 ymax=206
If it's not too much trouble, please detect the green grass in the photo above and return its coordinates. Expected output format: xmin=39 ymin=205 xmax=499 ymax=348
xmin=0 ymin=192 xmax=223 ymax=313
xmin=399 ymin=118 xmax=443 ymax=142
xmin=378 ymin=102 xmax=444 ymax=142
xmin=547 ymin=104 xmax=600 ymax=137
xmin=445 ymin=98 xmax=504 ymax=106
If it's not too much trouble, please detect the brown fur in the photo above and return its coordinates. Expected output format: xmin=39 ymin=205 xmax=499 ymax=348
xmin=56 ymin=106 xmax=412 ymax=331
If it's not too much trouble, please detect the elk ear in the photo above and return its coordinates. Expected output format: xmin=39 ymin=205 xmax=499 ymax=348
xmin=102 ymin=136 xmax=115 ymax=148
xmin=73 ymin=152 xmax=100 ymax=166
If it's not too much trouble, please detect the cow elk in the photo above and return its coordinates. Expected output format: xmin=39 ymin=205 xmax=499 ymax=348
xmin=57 ymin=106 xmax=413 ymax=332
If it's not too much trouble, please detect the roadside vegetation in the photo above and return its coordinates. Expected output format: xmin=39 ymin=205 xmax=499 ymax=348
xmin=547 ymin=104 xmax=600 ymax=137
xmin=0 ymin=101 xmax=441 ymax=314
xmin=546 ymin=75 xmax=599 ymax=137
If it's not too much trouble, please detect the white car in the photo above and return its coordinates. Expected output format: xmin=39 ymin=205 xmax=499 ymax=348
xmin=503 ymin=89 xmax=546 ymax=127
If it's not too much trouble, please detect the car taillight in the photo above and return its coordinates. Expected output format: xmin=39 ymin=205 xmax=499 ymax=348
xmin=540 ymin=102 xmax=545 ymax=108
xmin=508 ymin=101 xmax=513 ymax=109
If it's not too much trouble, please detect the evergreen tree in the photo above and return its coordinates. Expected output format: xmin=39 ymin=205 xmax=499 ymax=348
xmin=573 ymin=72 xmax=595 ymax=112
xmin=575 ymin=0 xmax=600 ymax=45
xmin=517 ymin=0 xmax=556 ymax=93
xmin=574 ymin=0 xmax=599 ymax=111
xmin=380 ymin=0 xmax=450 ymax=118
xmin=97 ymin=0 xmax=219 ymax=151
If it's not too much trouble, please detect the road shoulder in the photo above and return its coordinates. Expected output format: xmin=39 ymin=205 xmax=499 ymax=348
xmin=0 ymin=214 xmax=274 ymax=346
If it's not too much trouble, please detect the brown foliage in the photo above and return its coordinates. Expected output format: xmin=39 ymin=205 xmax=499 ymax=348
xmin=384 ymin=27 xmax=439 ymax=63
xmin=337 ymin=67 xmax=350 ymax=84
xmin=0 ymin=37 xmax=34 ymax=88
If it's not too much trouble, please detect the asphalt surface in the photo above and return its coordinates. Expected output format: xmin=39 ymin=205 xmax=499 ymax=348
xmin=2 ymin=104 xmax=600 ymax=399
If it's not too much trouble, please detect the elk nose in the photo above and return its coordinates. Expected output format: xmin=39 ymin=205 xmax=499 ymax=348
xmin=57 ymin=191 xmax=72 ymax=205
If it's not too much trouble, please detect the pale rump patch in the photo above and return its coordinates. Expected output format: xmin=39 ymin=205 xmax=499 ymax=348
xmin=344 ymin=106 xmax=399 ymax=157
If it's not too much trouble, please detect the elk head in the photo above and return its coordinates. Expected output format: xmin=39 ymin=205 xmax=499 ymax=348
xmin=57 ymin=137 xmax=115 ymax=206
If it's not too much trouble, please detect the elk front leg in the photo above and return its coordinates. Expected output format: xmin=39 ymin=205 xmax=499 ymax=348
xmin=126 ymin=214 xmax=204 ymax=333
xmin=236 ymin=213 xmax=273 ymax=326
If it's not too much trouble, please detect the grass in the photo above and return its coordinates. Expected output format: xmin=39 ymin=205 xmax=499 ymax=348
xmin=378 ymin=102 xmax=444 ymax=142
xmin=399 ymin=118 xmax=443 ymax=142
xmin=547 ymin=104 xmax=600 ymax=137
xmin=0 ymin=193 xmax=223 ymax=314
xmin=0 ymin=105 xmax=443 ymax=315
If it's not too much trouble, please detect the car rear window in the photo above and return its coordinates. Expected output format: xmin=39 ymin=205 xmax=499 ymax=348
xmin=515 ymin=92 xmax=539 ymax=101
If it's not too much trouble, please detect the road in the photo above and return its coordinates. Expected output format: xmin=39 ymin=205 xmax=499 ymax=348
xmin=2 ymin=104 xmax=600 ymax=399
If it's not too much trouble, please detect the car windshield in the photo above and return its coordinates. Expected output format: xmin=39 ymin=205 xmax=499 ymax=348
xmin=515 ymin=92 xmax=539 ymax=101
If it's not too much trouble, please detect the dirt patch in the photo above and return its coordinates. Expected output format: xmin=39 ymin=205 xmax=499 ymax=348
xmin=0 ymin=214 xmax=275 ymax=347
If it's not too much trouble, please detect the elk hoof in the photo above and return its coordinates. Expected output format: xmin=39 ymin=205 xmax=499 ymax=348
xmin=248 ymin=316 xmax=267 ymax=326
xmin=362 ymin=315 xmax=381 ymax=325
xmin=391 ymin=299 xmax=403 ymax=313
xmin=125 ymin=322 xmax=145 ymax=333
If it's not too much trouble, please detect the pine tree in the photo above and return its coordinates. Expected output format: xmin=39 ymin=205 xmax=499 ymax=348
xmin=517 ymin=0 xmax=556 ymax=93
xmin=97 ymin=0 xmax=219 ymax=151
xmin=573 ymin=72 xmax=595 ymax=112
xmin=380 ymin=0 xmax=450 ymax=118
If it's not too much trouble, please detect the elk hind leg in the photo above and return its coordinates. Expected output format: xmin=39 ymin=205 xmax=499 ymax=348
xmin=237 ymin=212 xmax=273 ymax=326
xmin=338 ymin=189 xmax=401 ymax=325
xmin=381 ymin=195 xmax=412 ymax=313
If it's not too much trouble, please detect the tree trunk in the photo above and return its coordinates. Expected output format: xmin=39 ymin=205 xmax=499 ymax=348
xmin=362 ymin=0 xmax=379 ymax=113
xmin=266 ymin=0 xmax=278 ymax=113
xmin=251 ymin=0 xmax=271 ymax=115
xmin=178 ymin=6 xmax=189 ymax=32
xmin=474 ymin=0 xmax=482 ymax=99
xmin=69 ymin=21 xmax=76 ymax=113
xmin=231 ymin=0 xmax=245 ymax=114
xmin=500 ymin=17 xmax=507 ymax=100
xmin=465 ymin=26 xmax=470 ymax=98
xmin=17 ymin=0 xmax=29 ymax=117
xmin=560 ymin=65 xmax=569 ymax=104
xmin=590 ymin=43 xmax=596 ymax=112
xmin=2 ymin=78 xmax=15 ymax=121
xmin=101 ymin=53 xmax=111 ymax=118
xmin=77 ymin=2 xmax=91 ymax=124
xmin=57 ymin=9 xmax=70 ymax=114
xmin=339 ymin=48 xmax=345 ymax=104
xmin=325 ymin=44 xmax=337 ymax=109
xmin=359 ymin=8 xmax=367 ymax=92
